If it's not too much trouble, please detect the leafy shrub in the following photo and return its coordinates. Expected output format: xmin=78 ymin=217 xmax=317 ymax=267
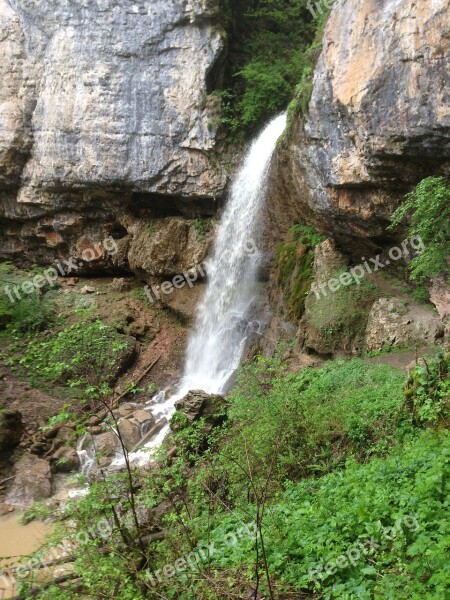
xmin=403 ymin=352 xmax=450 ymax=427
xmin=220 ymin=0 xmax=330 ymax=133
xmin=219 ymin=356 xmax=405 ymax=499
xmin=389 ymin=176 xmax=450 ymax=282
xmin=0 ymin=292 xmax=54 ymax=333
xmin=18 ymin=319 xmax=131 ymax=397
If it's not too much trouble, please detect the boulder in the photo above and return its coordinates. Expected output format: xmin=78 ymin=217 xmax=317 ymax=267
xmin=93 ymin=431 xmax=118 ymax=458
xmin=116 ymin=402 xmax=140 ymax=418
xmin=50 ymin=446 xmax=80 ymax=473
xmin=0 ymin=409 xmax=22 ymax=451
xmin=6 ymin=453 xmax=52 ymax=507
xmin=131 ymin=418 xmax=168 ymax=452
xmin=174 ymin=390 xmax=225 ymax=425
xmin=117 ymin=419 xmax=141 ymax=452
xmin=365 ymin=298 xmax=444 ymax=352
xmin=132 ymin=410 xmax=154 ymax=425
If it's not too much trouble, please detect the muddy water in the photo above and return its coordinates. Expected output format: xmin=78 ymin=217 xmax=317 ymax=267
xmin=0 ymin=514 xmax=51 ymax=599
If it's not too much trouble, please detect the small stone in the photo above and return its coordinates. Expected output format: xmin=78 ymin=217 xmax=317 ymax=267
xmin=80 ymin=286 xmax=96 ymax=294
xmin=66 ymin=277 xmax=79 ymax=286
xmin=110 ymin=278 xmax=133 ymax=292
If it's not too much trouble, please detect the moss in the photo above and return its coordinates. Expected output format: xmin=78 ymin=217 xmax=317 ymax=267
xmin=276 ymin=224 xmax=324 ymax=319
xmin=308 ymin=276 xmax=380 ymax=350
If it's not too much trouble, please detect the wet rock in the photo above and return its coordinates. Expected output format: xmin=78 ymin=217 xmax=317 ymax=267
xmin=93 ymin=431 xmax=118 ymax=458
xmin=0 ymin=409 xmax=22 ymax=451
xmin=131 ymin=418 xmax=168 ymax=452
xmin=50 ymin=446 xmax=80 ymax=473
xmin=132 ymin=410 xmax=154 ymax=425
xmin=6 ymin=453 xmax=52 ymax=507
xmin=174 ymin=390 xmax=225 ymax=425
xmin=117 ymin=419 xmax=141 ymax=452
xmin=365 ymin=298 xmax=444 ymax=352
xmin=127 ymin=218 xmax=212 ymax=279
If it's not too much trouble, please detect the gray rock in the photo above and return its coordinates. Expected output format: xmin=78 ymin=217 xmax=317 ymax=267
xmin=117 ymin=418 xmax=141 ymax=451
xmin=274 ymin=0 xmax=450 ymax=240
xmin=93 ymin=431 xmax=118 ymax=457
xmin=6 ymin=453 xmax=52 ymax=508
xmin=0 ymin=0 xmax=227 ymax=268
xmin=174 ymin=389 xmax=225 ymax=424
xmin=50 ymin=446 xmax=80 ymax=473
xmin=365 ymin=298 xmax=444 ymax=352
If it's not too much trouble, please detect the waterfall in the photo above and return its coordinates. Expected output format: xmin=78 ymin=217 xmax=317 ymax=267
xmin=116 ymin=113 xmax=287 ymax=465
xmin=183 ymin=113 xmax=287 ymax=392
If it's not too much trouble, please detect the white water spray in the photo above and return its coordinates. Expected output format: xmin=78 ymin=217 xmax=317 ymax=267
xmin=116 ymin=113 xmax=287 ymax=465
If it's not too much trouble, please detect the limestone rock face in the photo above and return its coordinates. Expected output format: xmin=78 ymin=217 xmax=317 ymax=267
xmin=365 ymin=297 xmax=444 ymax=352
xmin=0 ymin=0 xmax=227 ymax=272
xmin=275 ymin=0 xmax=450 ymax=240
xmin=1 ymin=0 xmax=225 ymax=195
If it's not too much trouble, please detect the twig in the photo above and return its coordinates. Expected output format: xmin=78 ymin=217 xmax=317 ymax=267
xmin=115 ymin=355 xmax=161 ymax=402
xmin=0 ymin=475 xmax=15 ymax=486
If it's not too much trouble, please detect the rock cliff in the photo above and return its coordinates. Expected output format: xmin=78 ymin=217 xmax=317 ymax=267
xmin=273 ymin=0 xmax=450 ymax=244
xmin=0 ymin=0 xmax=227 ymax=272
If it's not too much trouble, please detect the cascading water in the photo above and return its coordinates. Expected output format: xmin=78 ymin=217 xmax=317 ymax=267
xmin=114 ymin=113 xmax=287 ymax=465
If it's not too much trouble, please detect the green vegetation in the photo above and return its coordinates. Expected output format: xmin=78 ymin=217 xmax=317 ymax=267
xmin=15 ymin=319 xmax=131 ymax=400
xmin=308 ymin=272 xmax=380 ymax=349
xmin=0 ymin=293 xmax=54 ymax=334
xmin=276 ymin=224 xmax=325 ymax=318
xmin=404 ymin=351 xmax=450 ymax=427
xmin=193 ymin=217 xmax=208 ymax=241
xmin=218 ymin=0 xmax=332 ymax=134
xmin=389 ymin=176 xmax=450 ymax=283
xmin=22 ymin=349 xmax=450 ymax=599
